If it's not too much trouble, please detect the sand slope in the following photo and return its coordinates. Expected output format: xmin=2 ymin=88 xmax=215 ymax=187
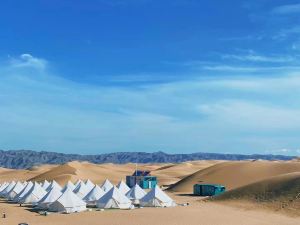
xmin=168 ymin=161 xmax=300 ymax=192
xmin=213 ymin=172 xmax=300 ymax=216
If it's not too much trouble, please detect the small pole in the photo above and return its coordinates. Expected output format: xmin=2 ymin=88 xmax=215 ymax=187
xmin=2 ymin=212 xmax=6 ymax=218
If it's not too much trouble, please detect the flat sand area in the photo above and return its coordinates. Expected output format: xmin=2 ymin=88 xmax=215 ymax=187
xmin=0 ymin=193 xmax=299 ymax=225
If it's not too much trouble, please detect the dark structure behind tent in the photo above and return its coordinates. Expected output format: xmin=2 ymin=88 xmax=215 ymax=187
xmin=193 ymin=184 xmax=226 ymax=196
xmin=126 ymin=170 xmax=157 ymax=189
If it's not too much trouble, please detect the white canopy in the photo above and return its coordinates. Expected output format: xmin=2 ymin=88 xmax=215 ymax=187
xmin=116 ymin=180 xmax=130 ymax=194
xmin=19 ymin=182 xmax=47 ymax=204
xmin=73 ymin=181 xmax=91 ymax=199
xmin=100 ymin=179 xmax=113 ymax=192
xmin=85 ymin=179 xmax=95 ymax=190
xmin=96 ymin=186 xmax=132 ymax=209
xmin=46 ymin=180 xmax=62 ymax=192
xmin=0 ymin=182 xmax=9 ymax=192
xmin=14 ymin=181 xmax=34 ymax=202
xmin=126 ymin=184 xmax=147 ymax=204
xmin=83 ymin=185 xmax=105 ymax=205
xmin=41 ymin=180 xmax=51 ymax=190
xmin=74 ymin=179 xmax=82 ymax=188
xmin=7 ymin=181 xmax=25 ymax=200
xmin=49 ymin=187 xmax=86 ymax=213
xmin=0 ymin=181 xmax=16 ymax=197
xmin=140 ymin=185 xmax=176 ymax=207
xmin=37 ymin=186 xmax=62 ymax=209
xmin=61 ymin=181 xmax=75 ymax=192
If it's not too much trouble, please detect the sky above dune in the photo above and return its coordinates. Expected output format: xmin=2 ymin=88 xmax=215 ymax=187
xmin=0 ymin=0 xmax=300 ymax=155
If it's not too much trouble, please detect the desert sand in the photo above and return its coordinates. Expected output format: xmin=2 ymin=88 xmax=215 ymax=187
xmin=0 ymin=160 xmax=299 ymax=225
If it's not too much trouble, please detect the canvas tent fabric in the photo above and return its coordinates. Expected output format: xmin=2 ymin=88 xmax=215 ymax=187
xmin=49 ymin=187 xmax=86 ymax=213
xmin=7 ymin=181 xmax=25 ymax=200
xmin=73 ymin=181 xmax=91 ymax=199
xmin=19 ymin=182 xmax=47 ymax=204
xmin=41 ymin=180 xmax=51 ymax=190
xmin=140 ymin=185 xmax=176 ymax=207
xmin=37 ymin=186 xmax=62 ymax=209
xmin=0 ymin=181 xmax=16 ymax=197
xmin=83 ymin=185 xmax=104 ymax=205
xmin=126 ymin=184 xmax=147 ymax=204
xmin=100 ymin=179 xmax=113 ymax=192
xmin=0 ymin=182 xmax=9 ymax=192
xmin=74 ymin=179 xmax=83 ymax=188
xmin=46 ymin=180 xmax=62 ymax=192
xmin=61 ymin=181 xmax=76 ymax=192
xmin=96 ymin=186 xmax=132 ymax=209
xmin=85 ymin=179 xmax=95 ymax=190
xmin=116 ymin=180 xmax=130 ymax=194
xmin=14 ymin=181 xmax=34 ymax=202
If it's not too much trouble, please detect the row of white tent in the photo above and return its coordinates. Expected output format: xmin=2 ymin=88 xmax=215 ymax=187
xmin=0 ymin=179 xmax=176 ymax=213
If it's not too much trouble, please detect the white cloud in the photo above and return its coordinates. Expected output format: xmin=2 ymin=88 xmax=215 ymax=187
xmin=272 ymin=4 xmax=300 ymax=15
xmin=222 ymin=52 xmax=295 ymax=63
xmin=1 ymin=54 xmax=300 ymax=155
xmin=9 ymin=53 xmax=47 ymax=70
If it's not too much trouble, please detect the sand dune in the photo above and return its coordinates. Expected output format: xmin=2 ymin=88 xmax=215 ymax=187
xmin=168 ymin=161 xmax=300 ymax=192
xmin=27 ymin=160 xmax=218 ymax=186
xmin=213 ymin=172 xmax=300 ymax=216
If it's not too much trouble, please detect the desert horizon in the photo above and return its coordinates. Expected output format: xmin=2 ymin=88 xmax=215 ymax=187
xmin=0 ymin=159 xmax=299 ymax=225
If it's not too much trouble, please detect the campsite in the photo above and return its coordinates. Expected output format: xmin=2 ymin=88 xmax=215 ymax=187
xmin=0 ymin=160 xmax=299 ymax=225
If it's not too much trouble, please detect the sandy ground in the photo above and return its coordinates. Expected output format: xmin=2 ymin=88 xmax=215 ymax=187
xmin=0 ymin=193 xmax=298 ymax=225
xmin=0 ymin=160 xmax=299 ymax=225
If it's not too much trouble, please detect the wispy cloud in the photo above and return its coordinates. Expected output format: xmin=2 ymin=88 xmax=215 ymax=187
xmin=1 ymin=54 xmax=300 ymax=155
xmin=272 ymin=3 xmax=300 ymax=15
xmin=221 ymin=51 xmax=295 ymax=63
xmin=9 ymin=53 xmax=47 ymax=70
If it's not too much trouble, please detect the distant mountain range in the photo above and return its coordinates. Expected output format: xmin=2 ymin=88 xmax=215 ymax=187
xmin=0 ymin=150 xmax=296 ymax=169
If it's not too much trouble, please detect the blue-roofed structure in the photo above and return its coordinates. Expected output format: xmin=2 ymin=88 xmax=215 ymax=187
xmin=126 ymin=170 xmax=157 ymax=189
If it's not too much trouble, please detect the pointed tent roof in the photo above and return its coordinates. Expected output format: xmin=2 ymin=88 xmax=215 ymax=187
xmin=96 ymin=186 xmax=132 ymax=209
xmin=37 ymin=186 xmax=62 ymax=209
xmin=14 ymin=181 xmax=34 ymax=202
xmin=116 ymin=180 xmax=130 ymax=194
xmin=0 ymin=182 xmax=9 ymax=192
xmin=85 ymin=179 xmax=95 ymax=190
xmin=0 ymin=181 xmax=16 ymax=197
xmin=48 ymin=187 xmax=86 ymax=213
xmin=61 ymin=181 xmax=75 ymax=192
xmin=19 ymin=182 xmax=47 ymax=204
xmin=73 ymin=181 xmax=91 ymax=199
xmin=74 ymin=179 xmax=82 ymax=188
xmin=126 ymin=183 xmax=147 ymax=201
xmin=83 ymin=185 xmax=104 ymax=204
xmin=100 ymin=179 xmax=113 ymax=192
xmin=41 ymin=180 xmax=51 ymax=190
xmin=46 ymin=180 xmax=62 ymax=192
xmin=140 ymin=185 xmax=176 ymax=207
xmin=7 ymin=181 xmax=25 ymax=200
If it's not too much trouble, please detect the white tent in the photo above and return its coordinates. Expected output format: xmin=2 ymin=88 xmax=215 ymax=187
xmin=41 ymin=180 xmax=51 ymax=190
xmin=73 ymin=181 xmax=91 ymax=199
xmin=0 ymin=182 xmax=9 ymax=193
xmin=100 ymin=179 xmax=113 ymax=192
xmin=140 ymin=185 xmax=176 ymax=207
xmin=116 ymin=180 xmax=130 ymax=194
xmin=61 ymin=181 xmax=75 ymax=192
xmin=14 ymin=181 xmax=34 ymax=202
xmin=19 ymin=182 xmax=47 ymax=204
xmin=126 ymin=184 xmax=147 ymax=204
xmin=49 ymin=187 xmax=86 ymax=213
xmin=0 ymin=181 xmax=16 ymax=197
xmin=7 ymin=181 xmax=25 ymax=200
xmin=83 ymin=185 xmax=105 ymax=206
xmin=37 ymin=186 xmax=62 ymax=209
xmin=46 ymin=180 xmax=62 ymax=192
xmin=74 ymin=179 xmax=82 ymax=188
xmin=85 ymin=179 xmax=95 ymax=190
xmin=96 ymin=186 xmax=132 ymax=209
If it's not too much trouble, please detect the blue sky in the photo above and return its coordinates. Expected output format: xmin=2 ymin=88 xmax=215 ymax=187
xmin=0 ymin=0 xmax=300 ymax=155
